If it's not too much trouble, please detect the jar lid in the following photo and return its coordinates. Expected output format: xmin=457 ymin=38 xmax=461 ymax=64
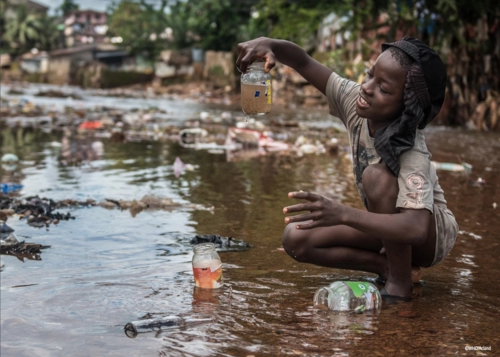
xmin=193 ymin=242 xmax=216 ymax=252
xmin=248 ymin=61 xmax=265 ymax=70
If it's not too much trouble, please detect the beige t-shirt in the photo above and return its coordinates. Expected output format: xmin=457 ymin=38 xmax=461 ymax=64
xmin=325 ymin=72 xmax=447 ymax=213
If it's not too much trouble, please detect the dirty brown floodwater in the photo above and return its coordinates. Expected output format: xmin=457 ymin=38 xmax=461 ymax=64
xmin=1 ymin=83 xmax=499 ymax=357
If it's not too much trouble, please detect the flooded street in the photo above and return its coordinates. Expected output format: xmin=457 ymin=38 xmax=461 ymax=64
xmin=1 ymin=84 xmax=499 ymax=356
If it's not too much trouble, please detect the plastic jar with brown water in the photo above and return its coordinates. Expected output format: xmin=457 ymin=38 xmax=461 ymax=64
xmin=241 ymin=61 xmax=272 ymax=115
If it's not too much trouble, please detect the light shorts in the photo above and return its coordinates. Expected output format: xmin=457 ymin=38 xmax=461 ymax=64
xmin=429 ymin=204 xmax=459 ymax=267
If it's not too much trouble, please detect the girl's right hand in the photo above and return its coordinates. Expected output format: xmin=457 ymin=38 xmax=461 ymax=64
xmin=236 ymin=37 xmax=277 ymax=74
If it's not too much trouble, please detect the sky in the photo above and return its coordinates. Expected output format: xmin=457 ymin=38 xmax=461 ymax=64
xmin=35 ymin=0 xmax=110 ymax=13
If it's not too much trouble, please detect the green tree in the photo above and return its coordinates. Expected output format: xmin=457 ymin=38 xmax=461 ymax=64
xmin=0 ymin=0 xmax=9 ymax=52
xmin=107 ymin=0 xmax=170 ymax=62
xmin=251 ymin=0 xmax=337 ymax=49
xmin=167 ymin=0 xmax=261 ymax=51
xmin=58 ymin=0 xmax=79 ymax=17
xmin=37 ymin=14 xmax=64 ymax=51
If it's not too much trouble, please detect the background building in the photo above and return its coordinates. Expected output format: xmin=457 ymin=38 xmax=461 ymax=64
xmin=64 ymin=9 xmax=108 ymax=47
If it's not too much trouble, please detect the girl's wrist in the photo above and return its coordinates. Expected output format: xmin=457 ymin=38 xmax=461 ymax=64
xmin=339 ymin=205 xmax=352 ymax=225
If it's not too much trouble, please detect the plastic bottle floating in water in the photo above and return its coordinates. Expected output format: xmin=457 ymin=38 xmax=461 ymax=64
xmin=313 ymin=281 xmax=382 ymax=313
xmin=192 ymin=242 xmax=223 ymax=289
xmin=241 ymin=61 xmax=272 ymax=115
xmin=124 ymin=315 xmax=214 ymax=338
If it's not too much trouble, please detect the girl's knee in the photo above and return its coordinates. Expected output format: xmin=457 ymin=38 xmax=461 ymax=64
xmin=282 ymin=223 xmax=309 ymax=262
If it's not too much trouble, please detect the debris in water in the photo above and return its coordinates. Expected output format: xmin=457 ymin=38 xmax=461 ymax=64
xmin=124 ymin=315 xmax=214 ymax=338
xmin=173 ymin=157 xmax=195 ymax=177
xmin=1 ymin=154 xmax=19 ymax=163
xmin=0 ymin=221 xmax=50 ymax=261
xmin=190 ymin=234 xmax=251 ymax=251
xmin=0 ymin=183 xmax=23 ymax=194
xmin=431 ymin=161 xmax=472 ymax=173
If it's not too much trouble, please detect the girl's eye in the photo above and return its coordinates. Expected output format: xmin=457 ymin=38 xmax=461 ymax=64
xmin=365 ymin=69 xmax=372 ymax=77
xmin=379 ymin=86 xmax=388 ymax=94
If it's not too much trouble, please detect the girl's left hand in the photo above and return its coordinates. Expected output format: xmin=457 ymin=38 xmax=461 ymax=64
xmin=283 ymin=191 xmax=345 ymax=229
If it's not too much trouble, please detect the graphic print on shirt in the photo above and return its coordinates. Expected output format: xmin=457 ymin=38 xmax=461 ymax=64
xmin=404 ymin=173 xmax=425 ymax=208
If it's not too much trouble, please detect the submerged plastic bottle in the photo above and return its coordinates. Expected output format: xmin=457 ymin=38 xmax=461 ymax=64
xmin=124 ymin=315 xmax=214 ymax=338
xmin=313 ymin=281 xmax=382 ymax=313
xmin=192 ymin=242 xmax=223 ymax=289
xmin=241 ymin=61 xmax=272 ymax=115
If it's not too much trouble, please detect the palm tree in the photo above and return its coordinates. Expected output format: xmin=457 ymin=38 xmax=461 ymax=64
xmin=5 ymin=5 xmax=43 ymax=55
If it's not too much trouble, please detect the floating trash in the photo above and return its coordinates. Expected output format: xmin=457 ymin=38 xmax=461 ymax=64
xmin=1 ymin=154 xmax=18 ymax=163
xmin=313 ymin=281 xmax=382 ymax=312
xmin=1 ymin=183 xmax=23 ymax=194
xmin=124 ymin=315 xmax=214 ymax=338
xmin=173 ymin=157 xmax=195 ymax=177
xmin=0 ymin=221 xmax=51 ymax=261
xmin=431 ymin=161 xmax=472 ymax=173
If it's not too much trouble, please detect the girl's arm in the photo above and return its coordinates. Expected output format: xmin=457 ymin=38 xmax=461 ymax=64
xmin=283 ymin=191 xmax=431 ymax=246
xmin=236 ymin=37 xmax=333 ymax=95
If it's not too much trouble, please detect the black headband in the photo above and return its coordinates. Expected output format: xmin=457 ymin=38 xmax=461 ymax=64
xmin=381 ymin=37 xmax=447 ymax=128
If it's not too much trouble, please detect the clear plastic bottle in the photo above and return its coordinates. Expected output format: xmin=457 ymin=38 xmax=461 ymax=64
xmin=241 ymin=61 xmax=272 ymax=115
xmin=313 ymin=281 xmax=381 ymax=313
xmin=124 ymin=315 xmax=214 ymax=338
xmin=0 ymin=220 xmax=16 ymax=241
xmin=192 ymin=242 xmax=223 ymax=289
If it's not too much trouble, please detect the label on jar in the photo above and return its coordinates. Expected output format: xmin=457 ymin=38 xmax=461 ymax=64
xmin=266 ymin=79 xmax=272 ymax=104
xmin=193 ymin=261 xmax=223 ymax=289
xmin=241 ymin=83 xmax=272 ymax=115
xmin=345 ymin=282 xmax=375 ymax=298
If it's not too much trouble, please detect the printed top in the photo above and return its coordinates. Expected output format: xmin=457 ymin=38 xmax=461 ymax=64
xmin=325 ymin=72 xmax=447 ymax=213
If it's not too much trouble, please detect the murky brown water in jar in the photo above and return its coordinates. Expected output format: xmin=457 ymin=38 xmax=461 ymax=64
xmin=1 ymin=86 xmax=499 ymax=356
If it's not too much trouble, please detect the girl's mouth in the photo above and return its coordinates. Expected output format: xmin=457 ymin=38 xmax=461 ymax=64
xmin=356 ymin=95 xmax=370 ymax=109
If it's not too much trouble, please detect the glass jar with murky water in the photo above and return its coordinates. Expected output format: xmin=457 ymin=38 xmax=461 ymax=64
xmin=241 ymin=61 xmax=272 ymax=115
xmin=192 ymin=243 xmax=223 ymax=289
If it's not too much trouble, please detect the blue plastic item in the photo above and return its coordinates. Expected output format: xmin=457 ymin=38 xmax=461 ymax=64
xmin=1 ymin=183 xmax=23 ymax=194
